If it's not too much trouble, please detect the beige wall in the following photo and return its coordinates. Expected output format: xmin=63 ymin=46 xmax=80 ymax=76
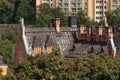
xmin=87 ymin=0 xmax=94 ymax=20
xmin=106 ymin=0 xmax=112 ymax=12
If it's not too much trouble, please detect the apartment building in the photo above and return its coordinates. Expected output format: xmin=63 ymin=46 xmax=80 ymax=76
xmin=36 ymin=0 xmax=85 ymax=15
xmin=36 ymin=0 xmax=120 ymax=22
xmin=56 ymin=0 xmax=85 ymax=15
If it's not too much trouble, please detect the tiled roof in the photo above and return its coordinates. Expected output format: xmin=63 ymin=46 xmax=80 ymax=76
xmin=25 ymin=27 xmax=107 ymax=57
xmin=45 ymin=36 xmax=57 ymax=47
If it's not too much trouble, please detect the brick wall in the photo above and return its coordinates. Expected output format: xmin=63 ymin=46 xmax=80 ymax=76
xmin=13 ymin=31 xmax=27 ymax=65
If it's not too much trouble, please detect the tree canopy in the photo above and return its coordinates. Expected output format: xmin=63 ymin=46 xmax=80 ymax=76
xmin=10 ymin=48 xmax=120 ymax=80
xmin=0 ymin=39 xmax=13 ymax=67
xmin=77 ymin=11 xmax=97 ymax=26
xmin=15 ymin=0 xmax=36 ymax=24
xmin=0 ymin=0 xmax=15 ymax=23
xmin=106 ymin=8 xmax=120 ymax=27
xmin=0 ymin=1 xmax=98 ymax=26
xmin=36 ymin=3 xmax=68 ymax=27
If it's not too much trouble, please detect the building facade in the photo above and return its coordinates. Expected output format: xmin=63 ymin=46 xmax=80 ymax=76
xmin=14 ymin=17 xmax=120 ymax=65
xmin=86 ymin=0 xmax=120 ymax=22
xmin=36 ymin=0 xmax=120 ymax=22
xmin=36 ymin=0 xmax=85 ymax=15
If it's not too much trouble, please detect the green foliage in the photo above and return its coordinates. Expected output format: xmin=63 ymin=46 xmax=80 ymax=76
xmin=39 ymin=3 xmax=52 ymax=15
xmin=11 ymin=48 xmax=120 ymax=80
xmin=15 ymin=0 xmax=36 ymax=24
xmin=106 ymin=8 xmax=120 ymax=27
xmin=77 ymin=11 xmax=97 ymax=26
xmin=0 ymin=0 xmax=36 ymax=24
xmin=0 ymin=40 xmax=13 ymax=67
xmin=1 ymin=31 xmax=16 ymax=43
xmin=51 ymin=8 xmax=68 ymax=27
xmin=36 ymin=4 xmax=68 ymax=27
xmin=0 ymin=0 xmax=15 ymax=23
xmin=77 ymin=11 xmax=90 ymax=26
xmin=36 ymin=13 xmax=52 ymax=27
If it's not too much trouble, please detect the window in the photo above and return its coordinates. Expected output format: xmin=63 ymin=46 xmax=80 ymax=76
xmin=72 ymin=0 xmax=76 ymax=2
xmin=64 ymin=9 xmax=68 ymax=13
xmin=58 ymin=3 xmax=62 ymax=7
xmin=78 ymin=8 xmax=82 ymax=11
xmin=72 ymin=8 xmax=76 ymax=12
xmin=96 ymin=11 xmax=103 ymax=14
xmin=78 ymin=3 xmax=82 ymax=8
xmin=64 ymin=3 xmax=68 ymax=7
xmin=96 ymin=6 xmax=103 ymax=9
xmin=72 ymin=3 xmax=76 ymax=8
xmin=78 ymin=0 xmax=82 ymax=3
xmin=64 ymin=0 xmax=68 ymax=3
xmin=59 ymin=0 xmax=62 ymax=3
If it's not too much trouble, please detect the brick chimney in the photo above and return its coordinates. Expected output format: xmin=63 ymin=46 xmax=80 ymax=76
xmin=55 ymin=18 xmax=60 ymax=33
xmin=79 ymin=25 xmax=85 ymax=34
xmin=98 ymin=27 xmax=103 ymax=36
xmin=87 ymin=26 xmax=92 ymax=35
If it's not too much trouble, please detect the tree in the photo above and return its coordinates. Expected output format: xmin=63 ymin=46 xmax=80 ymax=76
xmin=36 ymin=4 xmax=68 ymax=27
xmin=38 ymin=3 xmax=52 ymax=15
xmin=77 ymin=11 xmax=97 ymax=26
xmin=36 ymin=3 xmax=52 ymax=27
xmin=74 ymin=53 xmax=120 ymax=80
xmin=106 ymin=8 xmax=120 ymax=27
xmin=51 ymin=8 xmax=68 ymax=27
xmin=77 ymin=11 xmax=90 ymax=26
xmin=36 ymin=13 xmax=52 ymax=27
xmin=0 ymin=40 xmax=13 ymax=67
xmin=1 ymin=31 xmax=16 ymax=44
xmin=15 ymin=0 xmax=36 ymax=24
xmin=0 ymin=0 xmax=15 ymax=23
xmin=11 ymin=48 xmax=120 ymax=80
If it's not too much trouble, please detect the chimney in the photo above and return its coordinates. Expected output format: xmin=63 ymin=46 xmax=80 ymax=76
xmin=98 ymin=27 xmax=103 ymax=36
xmin=87 ymin=26 xmax=92 ymax=35
xmin=55 ymin=18 xmax=60 ymax=33
xmin=79 ymin=25 xmax=85 ymax=34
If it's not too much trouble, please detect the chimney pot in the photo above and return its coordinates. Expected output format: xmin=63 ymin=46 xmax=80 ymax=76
xmin=55 ymin=18 xmax=60 ymax=33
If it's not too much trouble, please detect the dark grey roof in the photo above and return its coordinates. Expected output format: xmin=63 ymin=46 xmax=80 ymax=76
xmin=45 ymin=36 xmax=57 ymax=47
xmin=25 ymin=27 xmax=107 ymax=57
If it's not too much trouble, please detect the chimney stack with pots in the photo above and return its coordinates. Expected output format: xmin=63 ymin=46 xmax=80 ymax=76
xmin=55 ymin=18 xmax=60 ymax=33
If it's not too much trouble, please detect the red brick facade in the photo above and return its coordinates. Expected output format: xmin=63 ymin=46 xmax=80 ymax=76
xmin=13 ymin=28 xmax=27 ymax=65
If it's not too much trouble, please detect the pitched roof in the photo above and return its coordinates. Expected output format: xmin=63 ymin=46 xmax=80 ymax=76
xmin=24 ymin=27 xmax=108 ymax=57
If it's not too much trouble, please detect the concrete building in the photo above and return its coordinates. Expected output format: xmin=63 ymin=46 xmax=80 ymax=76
xmin=36 ymin=0 xmax=120 ymax=22
xmin=36 ymin=0 xmax=85 ymax=15
xmin=86 ymin=0 xmax=120 ymax=22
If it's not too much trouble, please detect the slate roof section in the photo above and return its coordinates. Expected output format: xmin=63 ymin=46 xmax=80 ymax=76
xmin=24 ymin=27 xmax=107 ymax=57
xmin=32 ymin=35 xmax=43 ymax=47
xmin=45 ymin=36 xmax=57 ymax=47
